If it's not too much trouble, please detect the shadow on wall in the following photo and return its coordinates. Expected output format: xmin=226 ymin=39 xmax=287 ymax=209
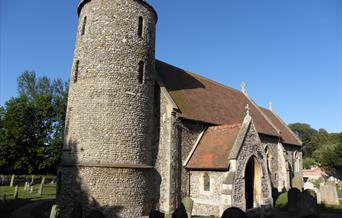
xmin=57 ymin=139 xmax=162 ymax=218
xmin=57 ymin=82 xmax=161 ymax=218
xmin=156 ymin=60 xmax=205 ymax=92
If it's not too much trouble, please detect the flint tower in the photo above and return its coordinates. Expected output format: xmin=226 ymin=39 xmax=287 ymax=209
xmin=58 ymin=0 xmax=157 ymax=217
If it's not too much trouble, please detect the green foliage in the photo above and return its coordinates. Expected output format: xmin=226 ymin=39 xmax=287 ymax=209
xmin=275 ymin=192 xmax=288 ymax=208
xmin=0 ymin=71 xmax=68 ymax=174
xmin=289 ymin=123 xmax=342 ymax=179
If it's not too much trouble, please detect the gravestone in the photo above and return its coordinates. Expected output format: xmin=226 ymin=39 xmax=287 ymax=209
xmin=9 ymin=174 xmax=15 ymax=187
xmin=30 ymin=186 xmax=34 ymax=193
xmin=221 ymin=207 xmax=247 ymax=218
xmin=0 ymin=174 xmax=5 ymax=185
xmin=182 ymin=197 xmax=193 ymax=218
xmin=38 ymin=177 xmax=46 ymax=195
xmin=13 ymin=185 xmax=18 ymax=199
xmin=172 ymin=203 xmax=187 ymax=218
xmin=287 ymin=188 xmax=301 ymax=211
xmin=304 ymin=181 xmax=314 ymax=190
xmin=30 ymin=175 xmax=35 ymax=185
xmin=320 ymin=184 xmax=339 ymax=205
xmin=292 ymin=176 xmax=303 ymax=191
xmin=49 ymin=204 xmax=60 ymax=218
xmin=298 ymin=190 xmax=318 ymax=217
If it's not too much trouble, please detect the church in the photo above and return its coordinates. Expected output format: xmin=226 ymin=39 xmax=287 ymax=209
xmin=57 ymin=0 xmax=303 ymax=217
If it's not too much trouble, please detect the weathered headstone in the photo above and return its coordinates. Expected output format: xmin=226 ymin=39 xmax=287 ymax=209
xmin=292 ymin=176 xmax=303 ymax=191
xmin=172 ymin=203 xmax=187 ymax=218
xmin=30 ymin=186 xmax=34 ymax=193
xmin=9 ymin=174 xmax=15 ymax=187
xmin=24 ymin=181 xmax=29 ymax=191
xmin=30 ymin=175 xmax=35 ymax=185
xmin=38 ymin=177 xmax=46 ymax=195
xmin=0 ymin=174 xmax=4 ymax=185
xmin=182 ymin=197 xmax=193 ymax=218
xmin=49 ymin=205 xmax=60 ymax=218
xmin=304 ymin=181 xmax=315 ymax=191
xmin=320 ymin=184 xmax=339 ymax=205
xmin=221 ymin=207 xmax=247 ymax=218
xmin=13 ymin=185 xmax=18 ymax=199
xmin=287 ymin=188 xmax=300 ymax=211
xmin=298 ymin=190 xmax=319 ymax=217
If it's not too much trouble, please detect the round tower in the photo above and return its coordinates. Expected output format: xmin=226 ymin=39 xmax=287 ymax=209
xmin=58 ymin=0 xmax=158 ymax=217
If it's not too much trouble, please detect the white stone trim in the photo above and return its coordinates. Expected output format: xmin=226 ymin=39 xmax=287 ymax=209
xmin=183 ymin=129 xmax=206 ymax=167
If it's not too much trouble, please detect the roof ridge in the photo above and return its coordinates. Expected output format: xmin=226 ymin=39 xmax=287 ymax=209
xmin=156 ymin=59 xmax=243 ymax=94
xmin=243 ymin=94 xmax=281 ymax=137
xmin=267 ymin=109 xmax=303 ymax=145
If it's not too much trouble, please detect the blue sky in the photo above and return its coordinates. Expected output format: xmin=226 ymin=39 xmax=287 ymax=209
xmin=1 ymin=0 xmax=341 ymax=132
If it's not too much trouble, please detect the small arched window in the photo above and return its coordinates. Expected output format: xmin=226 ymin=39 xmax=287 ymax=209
xmin=138 ymin=61 xmax=144 ymax=84
xmin=203 ymin=173 xmax=210 ymax=191
xmin=74 ymin=60 xmax=80 ymax=83
xmin=138 ymin=16 xmax=144 ymax=38
xmin=81 ymin=16 xmax=87 ymax=35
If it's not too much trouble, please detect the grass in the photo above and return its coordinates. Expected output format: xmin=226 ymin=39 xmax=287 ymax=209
xmin=0 ymin=184 xmax=56 ymax=217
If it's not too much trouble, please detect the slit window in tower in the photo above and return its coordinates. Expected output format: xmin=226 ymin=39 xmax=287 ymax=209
xmin=74 ymin=60 xmax=79 ymax=83
xmin=81 ymin=16 xmax=87 ymax=35
xmin=138 ymin=16 xmax=144 ymax=38
xmin=138 ymin=61 xmax=145 ymax=84
xmin=203 ymin=173 xmax=210 ymax=191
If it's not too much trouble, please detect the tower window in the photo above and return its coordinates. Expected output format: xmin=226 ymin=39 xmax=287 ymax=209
xmin=203 ymin=173 xmax=210 ymax=191
xmin=138 ymin=16 xmax=144 ymax=38
xmin=74 ymin=60 xmax=79 ymax=83
xmin=138 ymin=61 xmax=144 ymax=84
xmin=81 ymin=16 xmax=87 ymax=35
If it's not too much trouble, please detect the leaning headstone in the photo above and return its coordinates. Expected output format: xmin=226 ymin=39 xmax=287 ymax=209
xmin=172 ymin=203 xmax=187 ymax=218
xmin=149 ymin=209 xmax=164 ymax=218
xmin=221 ymin=207 xmax=247 ymax=218
xmin=0 ymin=174 xmax=4 ymax=185
xmin=298 ymin=190 xmax=318 ymax=217
xmin=13 ymin=185 xmax=18 ymax=199
xmin=30 ymin=186 xmax=34 ymax=193
xmin=30 ymin=175 xmax=35 ymax=185
xmin=49 ymin=205 xmax=60 ymax=218
xmin=24 ymin=181 xmax=29 ymax=191
xmin=9 ymin=174 xmax=15 ymax=187
xmin=320 ymin=184 xmax=339 ymax=205
xmin=287 ymin=188 xmax=301 ymax=211
xmin=38 ymin=177 xmax=46 ymax=195
xmin=182 ymin=197 xmax=193 ymax=218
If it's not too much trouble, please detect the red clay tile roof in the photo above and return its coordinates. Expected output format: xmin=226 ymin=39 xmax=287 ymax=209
xmin=156 ymin=60 xmax=279 ymax=137
xmin=260 ymin=107 xmax=302 ymax=146
xmin=186 ymin=124 xmax=242 ymax=170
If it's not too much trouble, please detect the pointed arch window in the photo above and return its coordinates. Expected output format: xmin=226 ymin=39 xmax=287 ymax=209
xmin=138 ymin=16 xmax=144 ymax=38
xmin=138 ymin=61 xmax=145 ymax=84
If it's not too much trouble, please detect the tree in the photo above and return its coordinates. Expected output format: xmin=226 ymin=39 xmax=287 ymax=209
xmin=0 ymin=71 xmax=68 ymax=174
xmin=289 ymin=123 xmax=319 ymax=157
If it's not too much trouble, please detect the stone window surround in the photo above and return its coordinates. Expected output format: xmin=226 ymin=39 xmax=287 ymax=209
xmin=200 ymin=172 xmax=213 ymax=195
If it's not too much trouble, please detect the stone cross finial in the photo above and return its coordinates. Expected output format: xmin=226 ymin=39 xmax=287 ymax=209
xmin=268 ymin=101 xmax=273 ymax=111
xmin=245 ymin=104 xmax=250 ymax=115
xmin=241 ymin=81 xmax=247 ymax=94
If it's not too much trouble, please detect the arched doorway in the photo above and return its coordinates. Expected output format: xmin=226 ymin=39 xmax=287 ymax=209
xmin=244 ymin=156 xmax=262 ymax=209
